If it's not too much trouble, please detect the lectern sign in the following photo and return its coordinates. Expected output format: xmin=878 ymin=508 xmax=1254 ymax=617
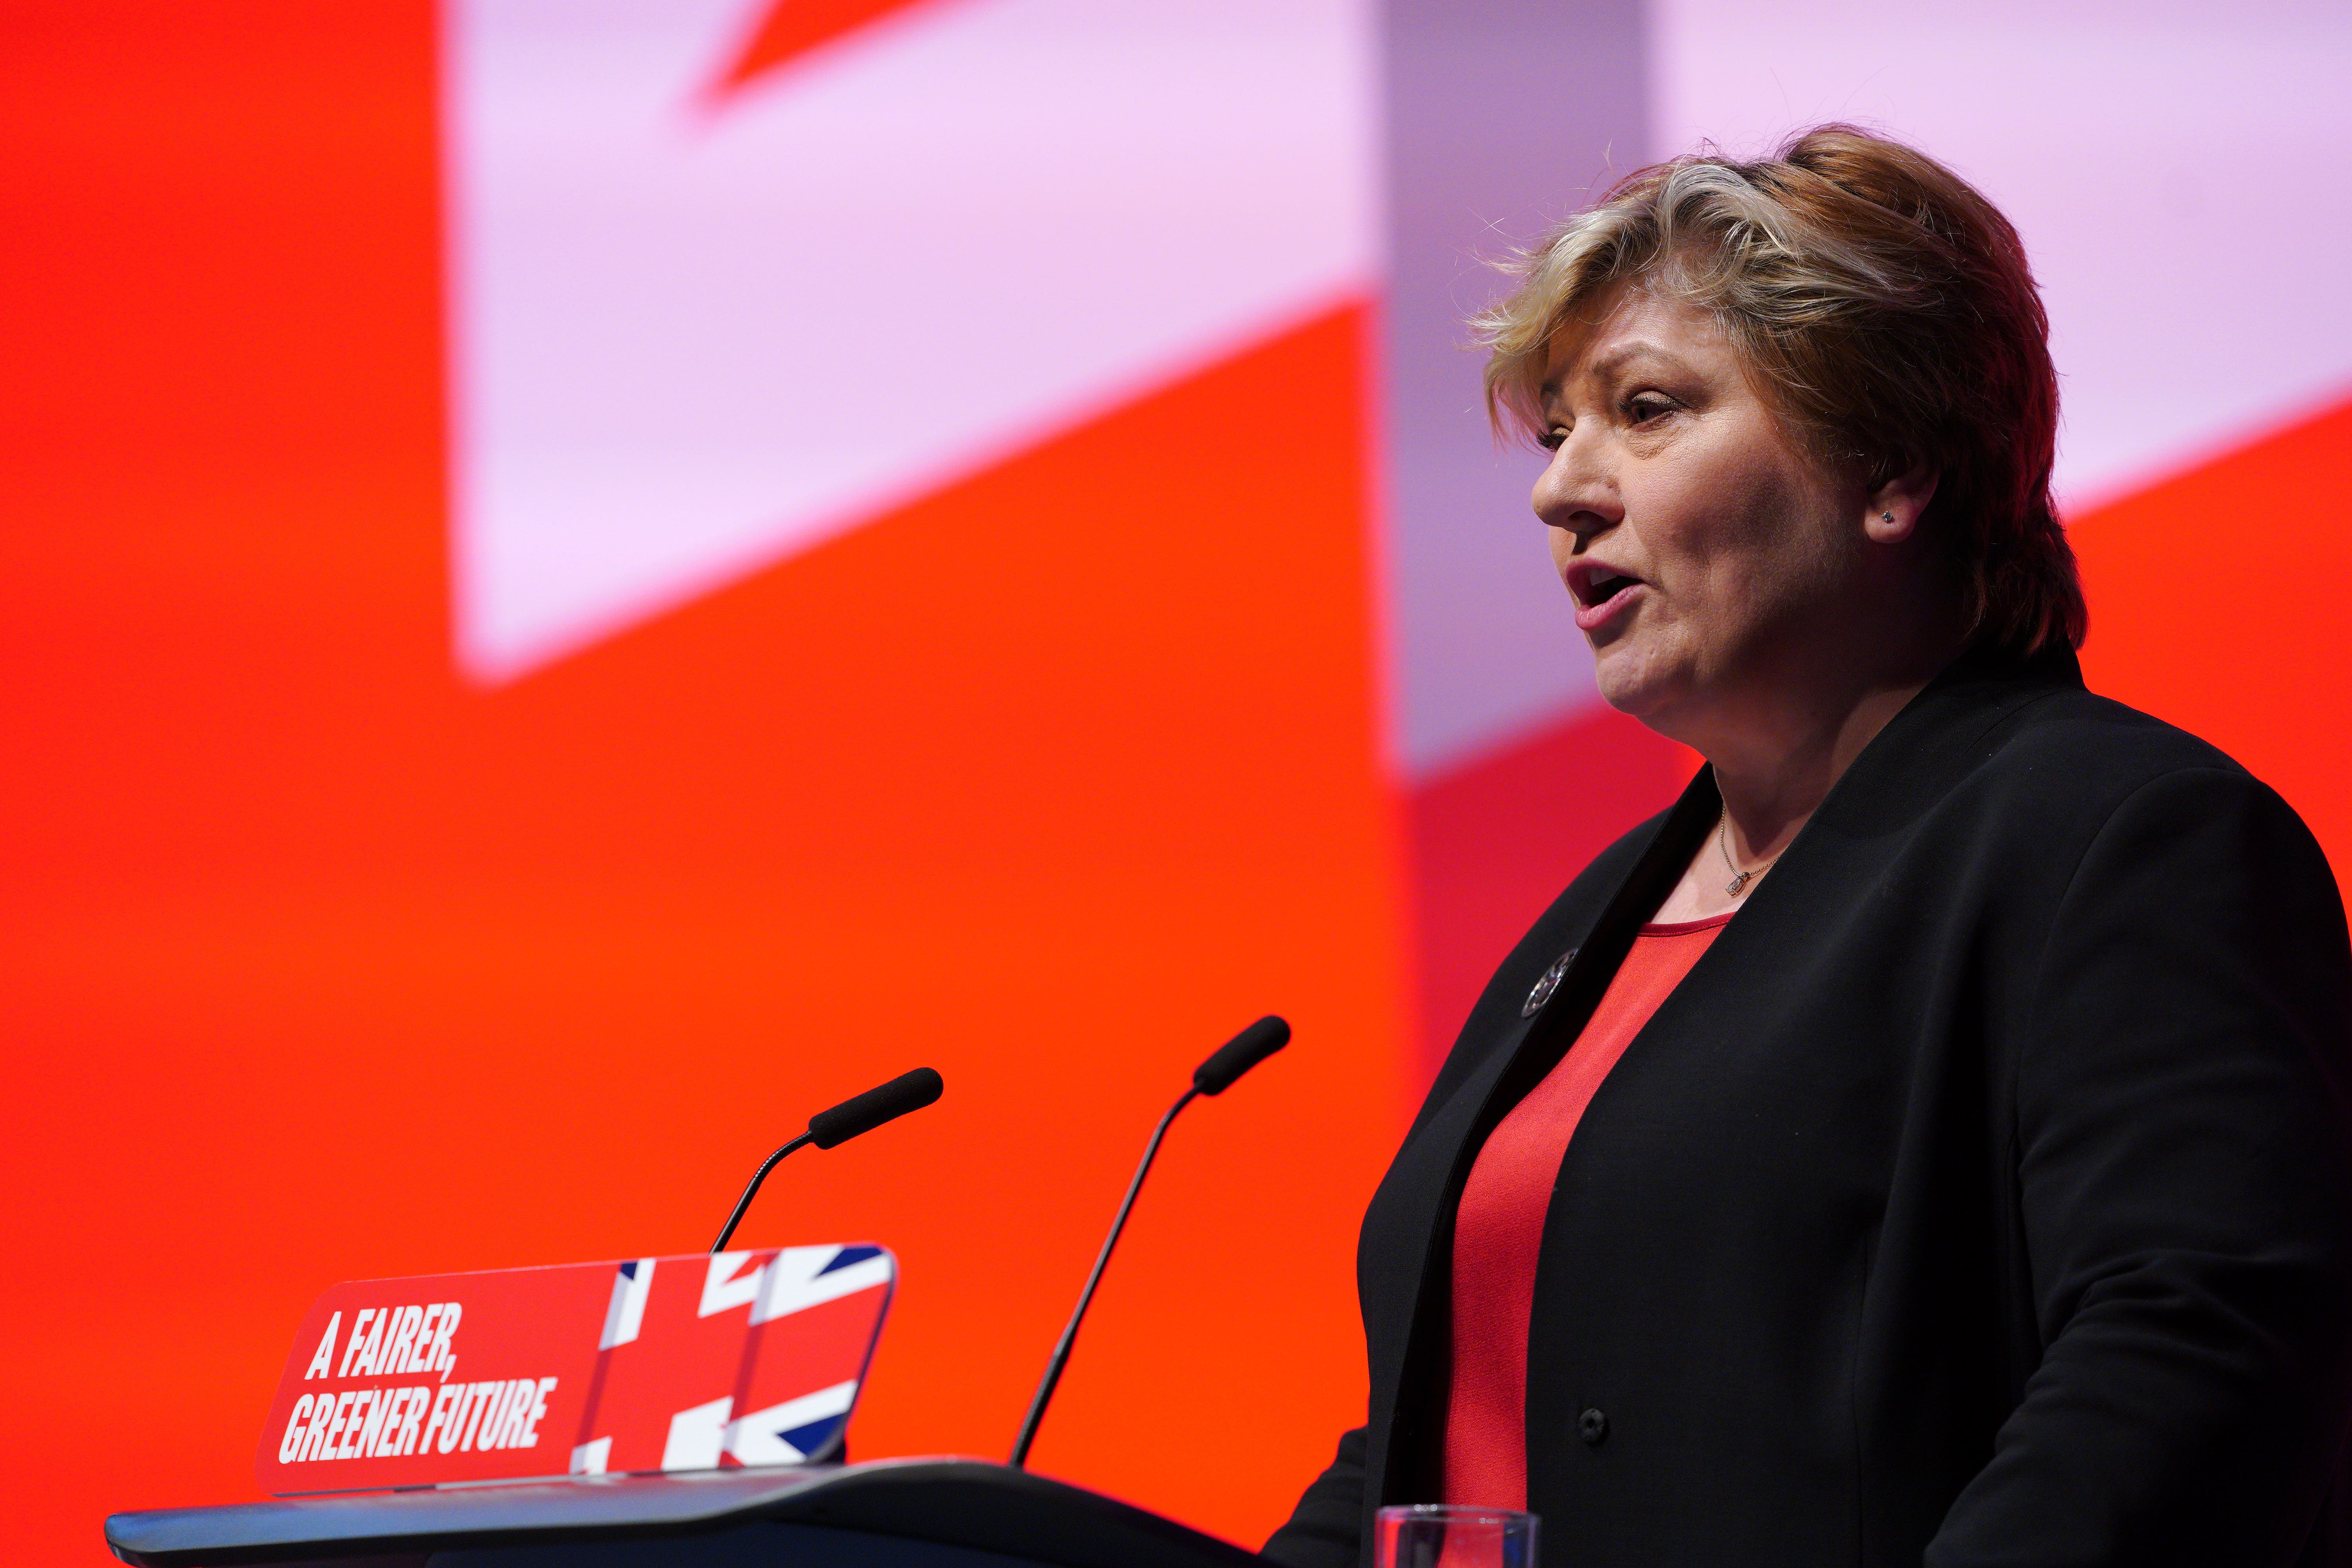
xmin=256 ymin=1246 xmax=894 ymax=1495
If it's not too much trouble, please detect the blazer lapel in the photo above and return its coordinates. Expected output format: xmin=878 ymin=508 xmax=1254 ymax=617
xmin=1368 ymin=766 xmax=1721 ymax=1501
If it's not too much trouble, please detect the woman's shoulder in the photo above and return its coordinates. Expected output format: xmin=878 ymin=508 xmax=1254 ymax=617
xmin=2000 ymin=682 xmax=2243 ymax=775
xmin=1893 ymin=649 xmax=2269 ymax=825
xmin=1811 ymin=653 xmax=2336 ymax=933
xmin=1978 ymin=680 xmax=2269 ymax=813
xmin=1918 ymin=671 xmax=2333 ymax=906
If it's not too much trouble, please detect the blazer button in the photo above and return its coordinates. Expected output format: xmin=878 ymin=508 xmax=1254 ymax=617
xmin=1577 ymin=1408 xmax=1608 ymax=1446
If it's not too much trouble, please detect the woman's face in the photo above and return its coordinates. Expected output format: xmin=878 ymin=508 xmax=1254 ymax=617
xmin=1533 ymin=280 xmax=1871 ymax=742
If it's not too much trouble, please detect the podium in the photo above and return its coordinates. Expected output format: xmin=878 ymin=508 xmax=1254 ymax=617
xmin=104 ymin=1457 xmax=1268 ymax=1566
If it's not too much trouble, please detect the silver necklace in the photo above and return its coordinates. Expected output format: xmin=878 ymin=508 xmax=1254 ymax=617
xmin=1717 ymin=810 xmax=1780 ymax=897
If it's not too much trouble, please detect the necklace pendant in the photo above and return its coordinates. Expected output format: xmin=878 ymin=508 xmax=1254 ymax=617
xmin=1724 ymin=871 xmax=1752 ymax=896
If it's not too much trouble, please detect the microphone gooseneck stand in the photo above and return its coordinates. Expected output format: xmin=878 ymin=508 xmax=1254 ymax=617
xmin=711 ymin=1067 xmax=945 ymax=1253
xmin=1009 ymin=1016 xmax=1290 ymax=1468
xmin=1009 ymin=1085 xmax=1198 ymax=1467
xmin=711 ymin=1131 xmax=818 ymax=1253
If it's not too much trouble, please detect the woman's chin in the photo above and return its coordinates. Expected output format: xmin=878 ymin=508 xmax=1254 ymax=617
xmin=1591 ymin=649 xmax=1684 ymax=725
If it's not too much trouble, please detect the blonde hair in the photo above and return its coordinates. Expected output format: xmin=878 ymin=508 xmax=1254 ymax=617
xmin=1475 ymin=125 xmax=2086 ymax=659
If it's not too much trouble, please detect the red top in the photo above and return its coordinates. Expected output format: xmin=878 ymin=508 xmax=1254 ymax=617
xmin=1441 ymin=914 xmax=1732 ymax=1508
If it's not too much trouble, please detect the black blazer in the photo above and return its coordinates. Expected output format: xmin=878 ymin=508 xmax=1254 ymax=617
xmin=1265 ymin=650 xmax=2352 ymax=1568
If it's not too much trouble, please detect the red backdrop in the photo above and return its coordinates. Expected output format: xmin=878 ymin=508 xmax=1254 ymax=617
xmin=2 ymin=7 xmax=2346 ymax=1566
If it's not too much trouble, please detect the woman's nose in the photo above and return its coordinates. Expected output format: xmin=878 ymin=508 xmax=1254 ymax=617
xmin=1532 ymin=430 xmax=1621 ymax=539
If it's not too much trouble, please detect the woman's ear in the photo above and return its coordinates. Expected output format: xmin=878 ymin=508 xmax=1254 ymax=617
xmin=1865 ymin=465 xmax=1940 ymax=544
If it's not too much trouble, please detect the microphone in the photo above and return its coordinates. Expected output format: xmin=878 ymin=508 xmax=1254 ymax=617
xmin=1008 ymin=1016 xmax=1290 ymax=1468
xmin=1192 ymin=1014 xmax=1290 ymax=1096
xmin=711 ymin=1067 xmax=944 ymax=1253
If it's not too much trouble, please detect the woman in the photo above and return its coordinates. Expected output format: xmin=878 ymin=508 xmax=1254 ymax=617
xmin=1264 ymin=128 xmax=2352 ymax=1568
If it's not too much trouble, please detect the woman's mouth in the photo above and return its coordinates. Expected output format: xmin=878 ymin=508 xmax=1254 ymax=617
xmin=1568 ymin=563 xmax=1645 ymax=632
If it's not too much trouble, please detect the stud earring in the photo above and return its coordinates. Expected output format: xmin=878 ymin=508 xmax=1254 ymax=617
xmin=1880 ymin=510 xmax=1895 ymax=523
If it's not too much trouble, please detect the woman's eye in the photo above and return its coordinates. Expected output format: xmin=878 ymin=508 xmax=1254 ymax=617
xmin=1625 ymin=396 xmax=1672 ymax=424
xmin=1538 ymin=428 xmax=1567 ymax=451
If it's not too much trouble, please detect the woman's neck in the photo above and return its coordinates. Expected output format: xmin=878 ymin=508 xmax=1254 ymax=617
xmin=1707 ymin=674 xmax=1929 ymax=860
xmin=1647 ymin=636 xmax=1962 ymax=924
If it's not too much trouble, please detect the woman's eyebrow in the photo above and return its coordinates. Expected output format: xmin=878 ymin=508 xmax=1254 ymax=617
xmin=1585 ymin=340 xmax=1684 ymax=381
xmin=1543 ymin=339 xmax=1690 ymax=405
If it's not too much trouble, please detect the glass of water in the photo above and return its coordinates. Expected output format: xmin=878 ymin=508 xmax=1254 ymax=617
xmin=1374 ymin=1504 xmax=1538 ymax=1568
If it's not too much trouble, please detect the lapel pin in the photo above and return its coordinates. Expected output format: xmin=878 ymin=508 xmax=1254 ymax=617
xmin=1522 ymin=947 xmax=1579 ymax=1017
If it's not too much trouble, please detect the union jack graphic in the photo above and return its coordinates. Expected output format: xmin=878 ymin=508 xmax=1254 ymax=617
xmin=570 ymin=1245 xmax=896 ymax=1474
